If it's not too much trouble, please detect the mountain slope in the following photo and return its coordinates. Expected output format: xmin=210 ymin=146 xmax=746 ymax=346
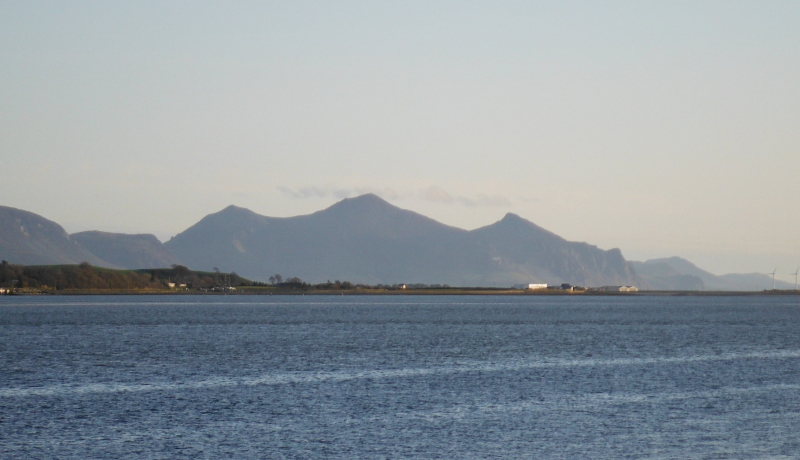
xmin=633 ymin=257 xmax=793 ymax=291
xmin=0 ymin=206 xmax=111 ymax=266
xmin=469 ymin=213 xmax=638 ymax=286
xmin=630 ymin=259 xmax=705 ymax=290
xmin=165 ymin=194 xmax=642 ymax=286
xmin=71 ymin=231 xmax=181 ymax=269
xmin=718 ymin=273 xmax=793 ymax=291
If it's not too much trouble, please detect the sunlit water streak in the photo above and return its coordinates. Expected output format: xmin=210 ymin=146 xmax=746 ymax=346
xmin=3 ymin=349 xmax=799 ymax=398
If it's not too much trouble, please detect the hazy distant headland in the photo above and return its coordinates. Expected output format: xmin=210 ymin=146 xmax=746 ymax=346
xmin=0 ymin=196 xmax=792 ymax=291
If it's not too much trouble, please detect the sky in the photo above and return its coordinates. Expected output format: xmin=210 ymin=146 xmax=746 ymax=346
xmin=2 ymin=1 xmax=799 ymax=280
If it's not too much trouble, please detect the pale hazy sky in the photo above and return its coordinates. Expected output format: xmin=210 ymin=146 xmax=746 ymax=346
xmin=2 ymin=1 xmax=799 ymax=279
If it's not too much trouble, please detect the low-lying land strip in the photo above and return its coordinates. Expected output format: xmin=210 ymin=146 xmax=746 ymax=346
xmin=1 ymin=262 xmax=796 ymax=296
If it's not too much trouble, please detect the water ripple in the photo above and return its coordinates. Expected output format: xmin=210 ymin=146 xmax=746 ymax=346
xmin=4 ymin=349 xmax=799 ymax=398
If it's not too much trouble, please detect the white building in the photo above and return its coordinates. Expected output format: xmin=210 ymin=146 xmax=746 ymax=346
xmin=514 ymin=283 xmax=548 ymax=290
xmin=598 ymin=285 xmax=638 ymax=292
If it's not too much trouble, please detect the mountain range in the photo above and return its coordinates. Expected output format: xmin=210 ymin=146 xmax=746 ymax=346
xmin=0 ymin=195 xmax=791 ymax=290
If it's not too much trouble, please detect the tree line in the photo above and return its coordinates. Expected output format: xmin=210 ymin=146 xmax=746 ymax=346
xmin=265 ymin=275 xmax=353 ymax=290
xmin=0 ymin=261 xmax=443 ymax=293
xmin=0 ymin=261 xmax=250 ymax=291
xmin=1 ymin=261 xmax=159 ymax=291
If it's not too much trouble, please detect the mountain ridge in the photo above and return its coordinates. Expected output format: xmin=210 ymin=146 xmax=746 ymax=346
xmin=0 ymin=205 xmax=111 ymax=267
xmin=163 ymin=194 xmax=640 ymax=287
xmin=631 ymin=257 xmax=793 ymax=291
xmin=0 ymin=197 xmax=789 ymax=290
xmin=71 ymin=231 xmax=181 ymax=270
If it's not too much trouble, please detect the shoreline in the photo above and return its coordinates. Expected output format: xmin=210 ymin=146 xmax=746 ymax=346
xmin=3 ymin=288 xmax=799 ymax=297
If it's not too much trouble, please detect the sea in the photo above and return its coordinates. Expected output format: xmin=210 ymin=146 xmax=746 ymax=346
xmin=1 ymin=295 xmax=799 ymax=459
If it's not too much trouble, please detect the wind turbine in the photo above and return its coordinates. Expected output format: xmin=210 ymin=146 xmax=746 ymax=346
xmin=768 ymin=268 xmax=777 ymax=290
xmin=792 ymin=266 xmax=799 ymax=291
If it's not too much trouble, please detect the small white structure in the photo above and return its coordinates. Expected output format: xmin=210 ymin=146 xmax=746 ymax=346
xmin=599 ymin=286 xmax=638 ymax=292
xmin=514 ymin=283 xmax=548 ymax=290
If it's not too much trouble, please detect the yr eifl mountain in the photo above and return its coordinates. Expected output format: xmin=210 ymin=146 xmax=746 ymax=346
xmin=0 ymin=196 xmax=791 ymax=290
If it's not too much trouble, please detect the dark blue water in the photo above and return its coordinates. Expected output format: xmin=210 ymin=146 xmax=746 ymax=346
xmin=1 ymin=295 xmax=799 ymax=458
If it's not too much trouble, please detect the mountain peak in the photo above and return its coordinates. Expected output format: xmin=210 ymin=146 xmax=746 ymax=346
xmin=208 ymin=205 xmax=266 ymax=221
xmin=330 ymin=193 xmax=393 ymax=208
xmin=351 ymin=192 xmax=383 ymax=202
xmin=500 ymin=212 xmax=525 ymax=222
xmin=496 ymin=212 xmax=543 ymax=230
xmin=219 ymin=204 xmax=251 ymax=214
xmin=473 ymin=211 xmax=563 ymax=244
xmin=319 ymin=193 xmax=402 ymax=217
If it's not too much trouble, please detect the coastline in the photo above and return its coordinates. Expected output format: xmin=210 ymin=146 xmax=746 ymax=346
xmin=3 ymin=288 xmax=799 ymax=297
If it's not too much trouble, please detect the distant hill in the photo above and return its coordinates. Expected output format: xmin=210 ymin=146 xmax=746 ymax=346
xmin=71 ymin=231 xmax=181 ymax=269
xmin=0 ymin=206 xmax=111 ymax=267
xmin=0 ymin=206 xmax=178 ymax=270
xmin=632 ymin=257 xmax=793 ymax=291
xmin=717 ymin=272 xmax=793 ymax=291
xmin=164 ymin=194 xmax=642 ymax=286
xmin=630 ymin=259 xmax=705 ymax=290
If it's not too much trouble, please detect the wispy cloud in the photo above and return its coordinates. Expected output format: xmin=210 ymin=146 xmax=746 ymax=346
xmin=469 ymin=194 xmax=512 ymax=208
xmin=277 ymin=186 xmax=330 ymax=199
xmin=418 ymin=186 xmax=509 ymax=208
xmin=279 ymin=185 xmax=510 ymax=208
xmin=421 ymin=186 xmax=455 ymax=203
